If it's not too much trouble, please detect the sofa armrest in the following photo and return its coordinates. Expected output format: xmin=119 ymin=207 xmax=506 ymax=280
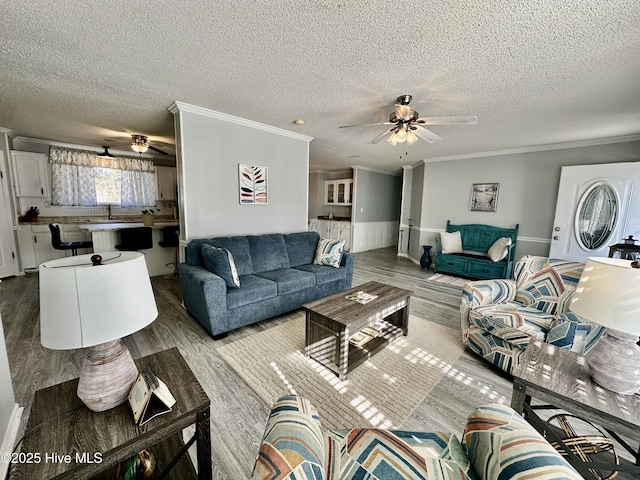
xmin=463 ymin=404 xmax=583 ymax=480
xmin=460 ymin=279 xmax=516 ymax=338
xmin=341 ymin=251 xmax=355 ymax=285
xmin=177 ymin=263 xmax=229 ymax=335
xmin=252 ymin=395 xmax=325 ymax=480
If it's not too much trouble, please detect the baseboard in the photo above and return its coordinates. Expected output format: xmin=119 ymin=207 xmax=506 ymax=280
xmin=0 ymin=404 xmax=24 ymax=479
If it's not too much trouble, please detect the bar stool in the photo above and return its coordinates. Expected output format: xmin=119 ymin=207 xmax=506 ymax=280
xmin=158 ymin=226 xmax=179 ymax=278
xmin=49 ymin=224 xmax=93 ymax=256
xmin=115 ymin=227 xmax=153 ymax=252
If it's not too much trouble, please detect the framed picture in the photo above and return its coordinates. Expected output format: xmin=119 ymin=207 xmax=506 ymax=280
xmin=470 ymin=183 xmax=499 ymax=212
xmin=239 ymin=164 xmax=268 ymax=204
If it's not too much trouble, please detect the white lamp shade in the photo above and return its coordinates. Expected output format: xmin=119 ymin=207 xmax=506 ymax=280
xmin=569 ymin=257 xmax=640 ymax=336
xmin=39 ymin=252 xmax=158 ymax=349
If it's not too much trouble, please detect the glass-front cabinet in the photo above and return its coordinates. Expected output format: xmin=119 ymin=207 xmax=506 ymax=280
xmin=324 ymin=179 xmax=352 ymax=205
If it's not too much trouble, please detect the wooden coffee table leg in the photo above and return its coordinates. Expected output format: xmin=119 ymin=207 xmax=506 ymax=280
xmin=511 ymin=379 xmax=527 ymax=413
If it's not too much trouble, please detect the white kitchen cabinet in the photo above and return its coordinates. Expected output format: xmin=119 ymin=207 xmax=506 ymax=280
xmin=10 ymin=151 xmax=50 ymax=197
xmin=324 ymin=179 xmax=352 ymax=205
xmin=156 ymin=166 xmax=177 ymax=201
xmin=17 ymin=224 xmax=90 ymax=270
xmin=315 ymin=220 xmax=351 ymax=251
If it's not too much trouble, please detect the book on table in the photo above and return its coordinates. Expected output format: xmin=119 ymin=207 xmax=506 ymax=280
xmin=345 ymin=291 xmax=378 ymax=304
xmin=128 ymin=367 xmax=177 ymax=425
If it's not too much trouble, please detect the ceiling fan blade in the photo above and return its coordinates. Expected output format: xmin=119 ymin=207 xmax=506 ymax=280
xmin=413 ymin=126 xmax=442 ymax=144
xmin=416 ymin=115 xmax=478 ymax=125
xmin=368 ymin=128 xmax=394 ymax=144
xmin=394 ymin=104 xmax=412 ymax=121
xmin=148 ymin=145 xmax=169 ymax=155
xmin=340 ymin=122 xmax=394 ymax=129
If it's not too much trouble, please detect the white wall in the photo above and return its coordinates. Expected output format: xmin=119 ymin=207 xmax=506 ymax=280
xmin=170 ymin=102 xmax=313 ymax=240
xmin=409 ymin=139 xmax=640 ymax=262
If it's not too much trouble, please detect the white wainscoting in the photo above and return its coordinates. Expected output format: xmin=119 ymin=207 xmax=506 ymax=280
xmin=350 ymin=221 xmax=399 ymax=253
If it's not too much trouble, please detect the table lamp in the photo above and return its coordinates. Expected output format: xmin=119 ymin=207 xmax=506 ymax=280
xmin=39 ymin=252 xmax=158 ymax=411
xmin=569 ymin=257 xmax=640 ymax=395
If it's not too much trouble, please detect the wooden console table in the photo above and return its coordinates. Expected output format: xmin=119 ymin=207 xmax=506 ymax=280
xmin=10 ymin=347 xmax=211 ymax=480
xmin=511 ymin=341 xmax=640 ymax=479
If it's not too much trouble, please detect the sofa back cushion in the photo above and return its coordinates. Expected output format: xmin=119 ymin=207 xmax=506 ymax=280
xmin=185 ymin=236 xmax=254 ymax=276
xmin=248 ymin=234 xmax=290 ymax=273
xmin=284 ymin=231 xmax=320 ymax=267
xmin=201 ymin=245 xmax=240 ymax=288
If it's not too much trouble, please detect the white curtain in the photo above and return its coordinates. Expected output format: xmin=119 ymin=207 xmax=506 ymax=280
xmin=50 ymin=147 xmax=157 ymax=207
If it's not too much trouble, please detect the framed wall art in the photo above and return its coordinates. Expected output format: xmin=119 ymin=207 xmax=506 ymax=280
xmin=239 ymin=164 xmax=268 ymax=204
xmin=470 ymin=183 xmax=499 ymax=212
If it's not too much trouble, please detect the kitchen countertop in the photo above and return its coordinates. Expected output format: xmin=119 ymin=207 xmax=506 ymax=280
xmin=315 ymin=216 xmax=351 ymax=221
xmin=79 ymin=221 xmax=179 ymax=231
xmin=19 ymin=216 xmax=177 ymax=226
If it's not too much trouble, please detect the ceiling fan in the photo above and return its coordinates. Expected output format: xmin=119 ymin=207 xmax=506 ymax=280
xmin=340 ymin=94 xmax=477 ymax=146
xmin=104 ymin=134 xmax=170 ymax=155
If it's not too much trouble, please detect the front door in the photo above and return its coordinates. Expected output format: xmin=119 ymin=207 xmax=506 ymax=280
xmin=549 ymin=162 xmax=640 ymax=263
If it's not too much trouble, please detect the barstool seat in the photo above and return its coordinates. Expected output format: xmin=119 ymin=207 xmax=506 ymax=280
xmin=115 ymin=227 xmax=153 ymax=251
xmin=49 ymin=224 xmax=93 ymax=256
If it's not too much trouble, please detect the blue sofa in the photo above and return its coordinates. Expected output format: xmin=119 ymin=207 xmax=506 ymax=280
xmin=178 ymin=231 xmax=354 ymax=338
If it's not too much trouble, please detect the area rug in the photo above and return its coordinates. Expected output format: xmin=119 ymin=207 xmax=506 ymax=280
xmin=427 ymin=273 xmax=470 ymax=287
xmin=217 ymin=314 xmax=465 ymax=430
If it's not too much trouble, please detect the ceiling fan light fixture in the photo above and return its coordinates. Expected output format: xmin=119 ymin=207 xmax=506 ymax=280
xmin=131 ymin=135 xmax=149 ymax=154
xmin=386 ymin=131 xmax=399 ymax=146
xmin=396 ymin=126 xmax=408 ymax=143
xmin=406 ymin=130 xmax=419 ymax=145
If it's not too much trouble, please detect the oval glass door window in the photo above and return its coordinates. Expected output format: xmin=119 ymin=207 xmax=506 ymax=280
xmin=575 ymin=182 xmax=618 ymax=250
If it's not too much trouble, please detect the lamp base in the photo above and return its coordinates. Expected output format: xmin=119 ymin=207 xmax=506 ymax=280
xmin=77 ymin=339 xmax=139 ymax=412
xmin=586 ymin=329 xmax=640 ymax=395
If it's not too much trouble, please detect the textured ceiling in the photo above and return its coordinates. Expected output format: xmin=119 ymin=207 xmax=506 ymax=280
xmin=1 ymin=0 xmax=639 ymax=172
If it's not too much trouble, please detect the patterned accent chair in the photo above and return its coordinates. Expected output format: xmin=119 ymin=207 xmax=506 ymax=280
xmin=252 ymin=395 xmax=583 ymax=479
xmin=461 ymin=255 xmax=605 ymax=374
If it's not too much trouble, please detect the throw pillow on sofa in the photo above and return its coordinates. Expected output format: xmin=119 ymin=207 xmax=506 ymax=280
xmin=487 ymin=237 xmax=512 ymax=262
xmin=440 ymin=231 xmax=462 ymax=254
xmin=313 ymin=238 xmax=345 ymax=268
xmin=201 ymin=244 xmax=241 ymax=288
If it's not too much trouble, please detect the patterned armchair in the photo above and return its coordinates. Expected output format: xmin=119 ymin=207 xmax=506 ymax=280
xmin=461 ymin=255 xmax=605 ymax=374
xmin=251 ymin=395 xmax=582 ymax=479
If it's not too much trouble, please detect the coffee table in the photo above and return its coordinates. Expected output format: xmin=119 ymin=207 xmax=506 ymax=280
xmin=303 ymin=281 xmax=412 ymax=380
xmin=511 ymin=341 xmax=640 ymax=479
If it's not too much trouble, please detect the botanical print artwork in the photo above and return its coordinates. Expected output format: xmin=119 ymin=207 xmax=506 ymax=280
xmin=239 ymin=164 xmax=268 ymax=204
xmin=470 ymin=183 xmax=499 ymax=212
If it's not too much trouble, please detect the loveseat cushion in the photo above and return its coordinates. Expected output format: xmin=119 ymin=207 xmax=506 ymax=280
xmin=284 ymin=232 xmax=320 ymax=267
xmin=249 ymin=234 xmax=291 ymax=273
xmin=326 ymin=429 xmax=478 ymax=480
xmin=295 ymin=263 xmax=347 ymax=285
xmin=201 ymin=244 xmax=240 ymax=288
xmin=227 ymin=275 xmax=277 ymax=309
xmin=463 ymin=404 xmax=582 ymax=479
xmin=256 ymin=268 xmax=316 ymax=295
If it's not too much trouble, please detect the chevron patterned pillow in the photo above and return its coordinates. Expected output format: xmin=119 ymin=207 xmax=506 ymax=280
xmin=313 ymin=238 xmax=346 ymax=268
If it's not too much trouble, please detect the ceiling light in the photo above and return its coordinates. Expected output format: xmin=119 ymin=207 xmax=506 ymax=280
xmin=396 ymin=126 xmax=408 ymax=143
xmin=406 ymin=130 xmax=419 ymax=145
xmin=386 ymin=131 xmax=399 ymax=146
xmin=131 ymin=135 xmax=149 ymax=154
xmin=97 ymin=147 xmax=115 ymax=159
xmin=294 ymin=118 xmax=305 ymax=125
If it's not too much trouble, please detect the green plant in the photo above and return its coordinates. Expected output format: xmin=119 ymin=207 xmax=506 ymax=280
xmin=141 ymin=208 xmax=160 ymax=215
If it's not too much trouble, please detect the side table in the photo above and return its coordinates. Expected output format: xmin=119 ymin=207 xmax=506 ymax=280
xmin=9 ymin=347 xmax=211 ymax=480
xmin=511 ymin=341 xmax=640 ymax=479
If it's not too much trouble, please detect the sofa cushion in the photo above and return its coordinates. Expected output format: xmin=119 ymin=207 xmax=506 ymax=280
xmin=547 ymin=312 xmax=605 ymax=354
xmin=326 ymin=428 xmax=477 ymax=480
xmin=256 ymin=268 xmax=316 ymax=295
xmin=227 ymin=275 xmax=277 ymax=309
xmin=463 ymin=404 xmax=583 ymax=480
xmin=201 ymin=244 xmax=240 ymax=288
xmin=284 ymin=231 xmax=320 ymax=267
xmin=469 ymin=304 xmax=554 ymax=347
xmin=441 ymin=230 xmax=463 ymax=254
xmin=295 ymin=263 xmax=347 ymax=285
xmin=248 ymin=234 xmax=291 ymax=273
xmin=313 ymin=238 xmax=345 ymax=268
xmin=205 ymin=236 xmax=254 ymax=276
xmin=515 ymin=266 xmax=565 ymax=314
xmin=486 ymin=237 xmax=511 ymax=262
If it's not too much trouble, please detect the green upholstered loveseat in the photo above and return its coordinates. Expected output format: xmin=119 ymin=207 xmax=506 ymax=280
xmin=434 ymin=220 xmax=519 ymax=280
xmin=251 ymin=395 xmax=583 ymax=479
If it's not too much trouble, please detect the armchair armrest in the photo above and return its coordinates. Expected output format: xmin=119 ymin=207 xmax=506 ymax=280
xmin=460 ymin=279 xmax=516 ymax=337
xmin=252 ymin=395 xmax=325 ymax=480
xmin=463 ymin=404 xmax=583 ymax=480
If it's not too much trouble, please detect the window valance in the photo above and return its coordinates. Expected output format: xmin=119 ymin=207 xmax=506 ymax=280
xmin=49 ymin=146 xmax=156 ymax=172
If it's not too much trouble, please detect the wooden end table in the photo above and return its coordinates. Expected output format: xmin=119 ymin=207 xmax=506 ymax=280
xmin=511 ymin=341 xmax=640 ymax=479
xmin=303 ymin=281 xmax=412 ymax=380
xmin=9 ymin=347 xmax=211 ymax=480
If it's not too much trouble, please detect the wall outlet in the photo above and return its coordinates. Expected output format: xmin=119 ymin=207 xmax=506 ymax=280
xmin=360 ymin=208 xmax=363 ymax=213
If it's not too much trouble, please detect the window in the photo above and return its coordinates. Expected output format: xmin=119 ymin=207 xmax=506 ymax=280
xmin=94 ymin=167 xmax=122 ymax=204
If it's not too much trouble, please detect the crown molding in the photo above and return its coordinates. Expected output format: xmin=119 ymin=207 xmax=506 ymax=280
xmin=351 ymin=165 xmax=402 ymax=176
xmin=421 ymin=134 xmax=640 ymax=163
xmin=169 ymin=101 xmax=313 ymax=143
xmin=0 ymin=127 xmax=15 ymax=137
